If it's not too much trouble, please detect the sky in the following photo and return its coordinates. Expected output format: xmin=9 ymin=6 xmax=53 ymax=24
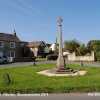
xmin=0 ymin=0 xmax=100 ymax=45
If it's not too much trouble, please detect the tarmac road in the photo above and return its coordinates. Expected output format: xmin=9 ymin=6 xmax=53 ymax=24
xmin=0 ymin=60 xmax=100 ymax=68
xmin=0 ymin=93 xmax=100 ymax=100
xmin=0 ymin=60 xmax=54 ymax=68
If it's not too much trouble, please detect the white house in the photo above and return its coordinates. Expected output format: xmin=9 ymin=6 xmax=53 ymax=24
xmin=50 ymin=43 xmax=58 ymax=51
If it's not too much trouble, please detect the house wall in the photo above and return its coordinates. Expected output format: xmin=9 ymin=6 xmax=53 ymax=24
xmin=0 ymin=41 xmax=28 ymax=58
xmin=44 ymin=46 xmax=51 ymax=53
xmin=50 ymin=43 xmax=54 ymax=51
xmin=0 ymin=41 xmax=11 ymax=57
xmin=50 ymin=43 xmax=58 ymax=51
xmin=68 ymin=51 xmax=95 ymax=61
xmin=30 ymin=47 xmax=38 ymax=57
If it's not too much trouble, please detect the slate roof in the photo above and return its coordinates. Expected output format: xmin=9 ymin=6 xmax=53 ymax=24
xmin=28 ymin=41 xmax=45 ymax=47
xmin=0 ymin=33 xmax=21 ymax=42
xmin=46 ymin=43 xmax=51 ymax=47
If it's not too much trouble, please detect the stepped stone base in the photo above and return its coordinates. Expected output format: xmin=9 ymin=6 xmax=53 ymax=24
xmin=48 ymin=68 xmax=77 ymax=74
xmin=37 ymin=69 xmax=87 ymax=76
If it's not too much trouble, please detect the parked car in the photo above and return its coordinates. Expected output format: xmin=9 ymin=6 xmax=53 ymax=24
xmin=0 ymin=56 xmax=9 ymax=64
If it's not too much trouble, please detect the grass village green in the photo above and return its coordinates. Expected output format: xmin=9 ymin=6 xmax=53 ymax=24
xmin=0 ymin=63 xmax=100 ymax=93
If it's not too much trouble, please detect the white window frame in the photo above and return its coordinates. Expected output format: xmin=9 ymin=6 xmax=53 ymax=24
xmin=10 ymin=42 xmax=15 ymax=48
xmin=10 ymin=51 xmax=15 ymax=58
xmin=0 ymin=41 xmax=4 ymax=48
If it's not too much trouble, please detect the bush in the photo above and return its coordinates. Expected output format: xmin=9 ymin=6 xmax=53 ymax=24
xmin=36 ymin=56 xmax=43 ymax=58
xmin=96 ymin=52 xmax=100 ymax=62
xmin=14 ymin=57 xmax=35 ymax=62
xmin=46 ymin=54 xmax=58 ymax=60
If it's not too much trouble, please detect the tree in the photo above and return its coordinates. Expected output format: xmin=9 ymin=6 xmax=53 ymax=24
xmin=87 ymin=40 xmax=100 ymax=61
xmin=77 ymin=44 xmax=87 ymax=56
xmin=87 ymin=40 xmax=100 ymax=52
xmin=64 ymin=39 xmax=80 ymax=53
xmin=21 ymin=44 xmax=30 ymax=57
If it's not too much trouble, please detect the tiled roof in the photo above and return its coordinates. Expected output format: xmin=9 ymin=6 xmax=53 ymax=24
xmin=28 ymin=41 xmax=45 ymax=47
xmin=0 ymin=33 xmax=21 ymax=42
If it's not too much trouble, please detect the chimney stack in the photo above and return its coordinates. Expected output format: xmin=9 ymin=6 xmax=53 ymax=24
xmin=13 ymin=30 xmax=16 ymax=36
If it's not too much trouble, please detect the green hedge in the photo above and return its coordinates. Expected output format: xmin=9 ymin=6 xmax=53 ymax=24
xmin=14 ymin=57 xmax=35 ymax=62
xmin=46 ymin=54 xmax=58 ymax=60
xmin=96 ymin=52 xmax=100 ymax=62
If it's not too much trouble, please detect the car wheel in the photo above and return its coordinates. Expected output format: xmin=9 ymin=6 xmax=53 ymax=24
xmin=3 ymin=60 xmax=7 ymax=64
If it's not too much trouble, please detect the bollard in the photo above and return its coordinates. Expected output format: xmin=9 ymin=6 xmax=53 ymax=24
xmin=80 ymin=62 xmax=83 ymax=66
xmin=3 ymin=73 xmax=11 ymax=83
xmin=33 ymin=61 xmax=36 ymax=66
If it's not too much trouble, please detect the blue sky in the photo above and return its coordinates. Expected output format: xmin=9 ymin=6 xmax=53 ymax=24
xmin=0 ymin=0 xmax=100 ymax=45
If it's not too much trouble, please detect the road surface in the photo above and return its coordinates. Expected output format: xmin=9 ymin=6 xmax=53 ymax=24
xmin=0 ymin=60 xmax=54 ymax=68
xmin=0 ymin=60 xmax=100 ymax=68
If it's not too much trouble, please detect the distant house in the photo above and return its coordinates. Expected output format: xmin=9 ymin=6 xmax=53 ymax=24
xmin=50 ymin=43 xmax=69 ymax=56
xmin=50 ymin=43 xmax=59 ymax=51
xmin=45 ymin=43 xmax=52 ymax=53
xmin=28 ymin=41 xmax=51 ymax=57
xmin=0 ymin=30 xmax=28 ymax=58
xmin=46 ymin=43 xmax=51 ymax=48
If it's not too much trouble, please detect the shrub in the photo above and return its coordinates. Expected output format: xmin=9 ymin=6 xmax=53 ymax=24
xmin=85 ymin=53 xmax=91 ymax=56
xmin=46 ymin=54 xmax=58 ymax=60
xmin=96 ymin=52 xmax=100 ymax=62
xmin=37 ymin=56 xmax=43 ymax=58
xmin=14 ymin=57 xmax=35 ymax=62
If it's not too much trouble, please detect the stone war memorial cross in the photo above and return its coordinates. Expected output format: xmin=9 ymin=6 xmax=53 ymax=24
xmin=57 ymin=17 xmax=66 ymax=70
xmin=56 ymin=17 xmax=76 ymax=74
xmin=37 ymin=17 xmax=80 ymax=76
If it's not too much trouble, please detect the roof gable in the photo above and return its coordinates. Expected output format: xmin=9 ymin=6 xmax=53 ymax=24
xmin=28 ymin=41 xmax=46 ymax=47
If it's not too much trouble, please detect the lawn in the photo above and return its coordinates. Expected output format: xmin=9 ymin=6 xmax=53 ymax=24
xmin=36 ymin=57 xmax=46 ymax=61
xmin=0 ymin=63 xmax=100 ymax=93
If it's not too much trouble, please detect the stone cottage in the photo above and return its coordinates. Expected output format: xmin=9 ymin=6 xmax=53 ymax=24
xmin=0 ymin=30 xmax=28 ymax=58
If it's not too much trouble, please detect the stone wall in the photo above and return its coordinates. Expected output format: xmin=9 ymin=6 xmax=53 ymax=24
xmin=68 ymin=51 xmax=95 ymax=61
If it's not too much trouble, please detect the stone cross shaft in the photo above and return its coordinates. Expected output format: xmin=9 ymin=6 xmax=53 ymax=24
xmin=57 ymin=17 xmax=66 ymax=70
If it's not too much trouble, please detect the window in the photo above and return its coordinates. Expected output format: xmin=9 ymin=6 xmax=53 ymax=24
xmin=0 ymin=41 xmax=3 ymax=48
xmin=10 ymin=51 xmax=15 ymax=58
xmin=39 ymin=46 xmax=44 ymax=50
xmin=10 ymin=42 xmax=15 ymax=48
